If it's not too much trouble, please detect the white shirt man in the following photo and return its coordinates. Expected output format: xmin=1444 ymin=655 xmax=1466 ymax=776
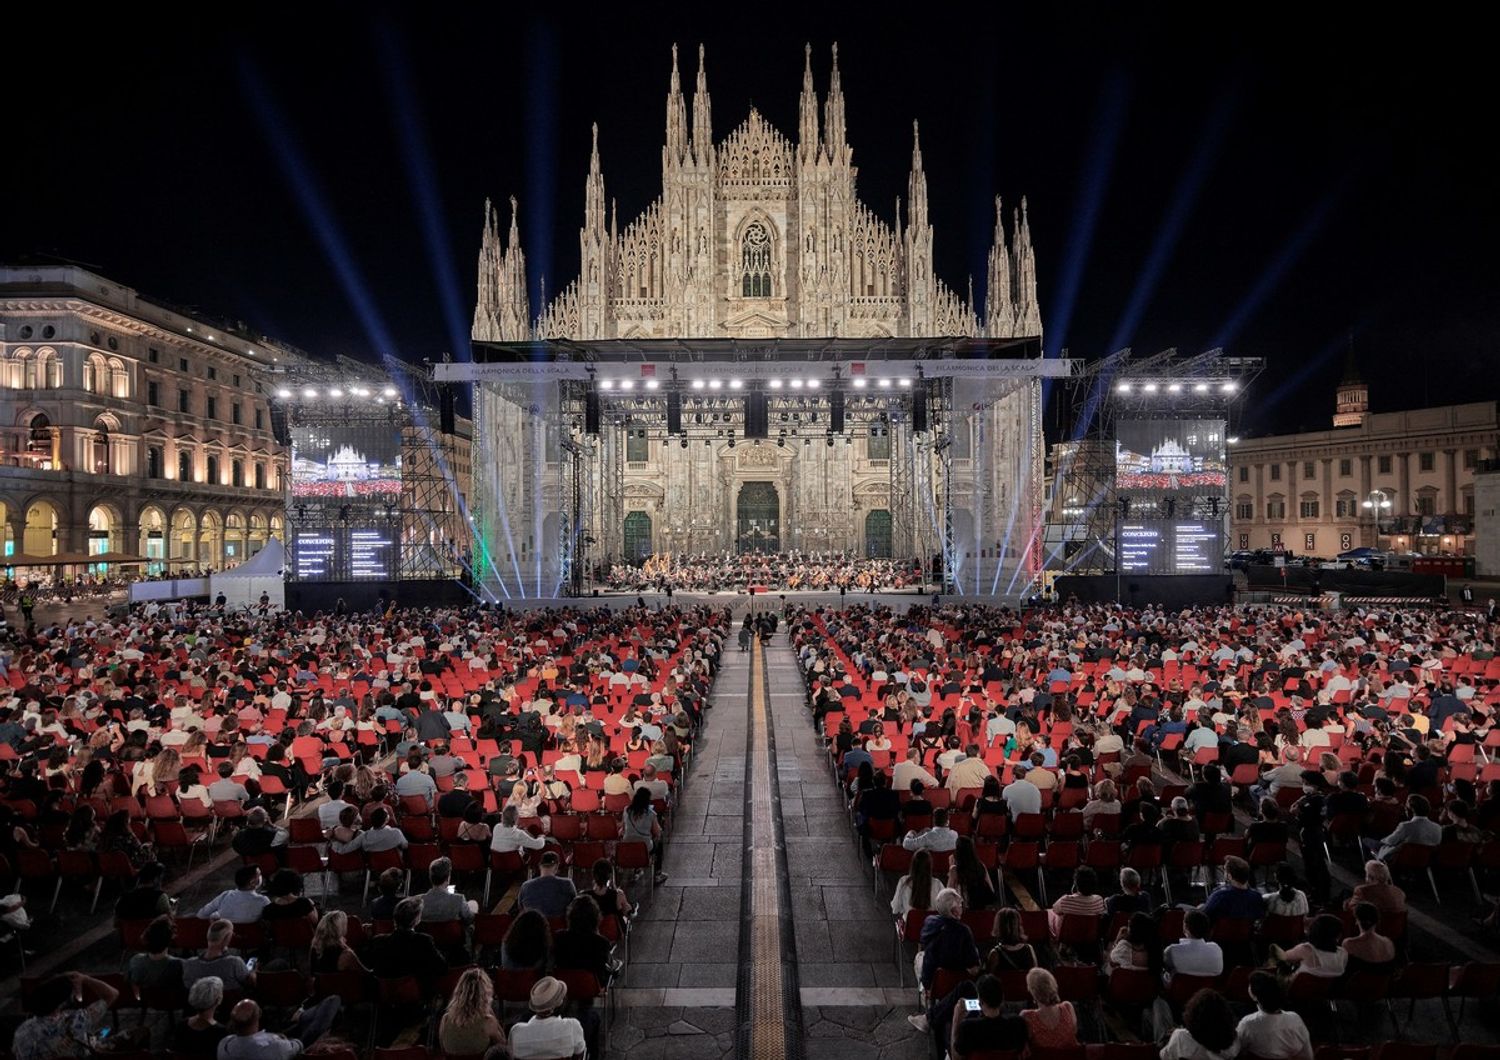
xmin=1002 ymin=767 xmax=1043 ymax=816
xmin=892 ymin=753 xmax=939 ymax=793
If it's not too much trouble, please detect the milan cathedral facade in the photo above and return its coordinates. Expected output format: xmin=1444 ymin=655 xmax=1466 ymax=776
xmin=466 ymin=44 xmax=1046 ymax=596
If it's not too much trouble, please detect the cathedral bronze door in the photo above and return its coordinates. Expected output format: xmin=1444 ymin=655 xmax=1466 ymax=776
xmin=864 ymin=509 xmax=892 ymax=558
xmin=736 ymin=481 xmax=779 ymax=554
xmin=623 ymin=511 xmax=652 ymax=564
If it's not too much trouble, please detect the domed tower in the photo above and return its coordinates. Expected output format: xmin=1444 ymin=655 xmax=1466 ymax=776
xmin=1333 ymin=346 xmax=1368 ymax=428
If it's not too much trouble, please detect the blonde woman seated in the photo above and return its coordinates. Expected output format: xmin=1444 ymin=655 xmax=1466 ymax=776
xmin=1021 ymin=967 xmax=1079 ymax=1049
xmin=309 ymin=911 xmax=369 ymax=975
xmin=439 ymin=966 xmax=509 ymax=1060
xmin=509 ymin=781 xmax=551 ymax=834
xmin=1081 ymin=779 xmax=1121 ymax=831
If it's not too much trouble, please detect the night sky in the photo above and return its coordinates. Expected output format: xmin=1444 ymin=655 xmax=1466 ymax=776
xmin=6 ymin=5 xmax=1495 ymax=438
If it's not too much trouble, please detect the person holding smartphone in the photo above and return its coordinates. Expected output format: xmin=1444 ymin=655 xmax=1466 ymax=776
xmin=951 ymin=974 xmax=1028 ymax=1059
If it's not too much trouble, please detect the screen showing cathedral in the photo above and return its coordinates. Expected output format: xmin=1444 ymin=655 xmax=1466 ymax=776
xmin=1114 ymin=419 xmax=1227 ymax=495
xmin=290 ymin=424 xmax=402 ymax=501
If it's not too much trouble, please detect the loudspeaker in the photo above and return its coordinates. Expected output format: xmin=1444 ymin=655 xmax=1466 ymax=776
xmin=666 ymin=389 xmax=682 ymax=434
xmin=439 ymin=385 xmax=456 ymax=435
xmin=911 ymin=382 xmax=928 ymax=433
xmin=745 ymin=389 xmax=768 ymax=439
xmin=830 ymin=388 xmax=845 ymax=434
xmin=584 ymin=388 xmax=601 ymax=435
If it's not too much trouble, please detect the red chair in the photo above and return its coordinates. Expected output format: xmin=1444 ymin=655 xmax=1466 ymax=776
xmin=874 ymin=845 xmax=912 ymax=897
xmin=614 ymin=840 xmax=655 ymax=896
xmin=1387 ymin=962 xmax=1448 ymax=1023
xmin=484 ymin=850 xmax=525 ymax=908
xmin=1105 ymin=966 xmax=1158 ymax=1007
xmin=52 ymin=850 xmax=97 ymax=914
xmin=473 ymin=912 xmax=514 ymax=950
xmin=1448 ymin=962 xmax=1500 ymax=1029
xmin=1386 ymin=843 xmax=1439 ymax=904
xmin=288 ymin=817 xmax=325 ymax=845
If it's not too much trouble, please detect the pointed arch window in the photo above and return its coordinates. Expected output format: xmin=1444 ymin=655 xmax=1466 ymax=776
xmin=740 ymin=222 xmax=772 ymax=298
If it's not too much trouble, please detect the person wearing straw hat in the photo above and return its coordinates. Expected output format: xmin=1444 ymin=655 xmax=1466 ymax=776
xmin=509 ymin=977 xmax=587 ymax=1060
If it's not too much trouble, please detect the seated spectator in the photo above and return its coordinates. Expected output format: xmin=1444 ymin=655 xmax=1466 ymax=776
xmin=1347 ymin=859 xmax=1407 ymax=914
xmin=1204 ymin=856 xmax=1266 ymax=923
xmin=439 ymin=966 xmax=509 ymax=1060
xmin=1361 ymin=794 xmax=1441 ymax=862
xmin=1106 ymin=912 xmax=1158 ymax=973
xmin=456 ymin=801 xmax=492 ymax=846
xmin=231 ymin=808 xmax=288 ymax=858
xmin=947 ymin=835 xmax=998 ymax=909
xmin=1247 ymin=798 xmax=1290 ymax=853
xmin=219 ymin=996 xmax=342 ymax=1060
xmin=364 ymin=896 xmax=448 ymax=989
xmin=183 ymin=919 xmax=257 ymax=992
xmin=891 ymin=848 xmax=936 ymax=921
xmin=126 ymin=915 xmax=184 ymax=995
xmin=1237 ymin=971 xmax=1313 ymax=1060
xmin=950 ymin=973 xmax=1029 ymax=1059
xmin=207 ymin=761 xmax=251 ymax=805
xmin=1341 ymin=901 xmax=1397 ymax=974
xmin=908 ymin=887 xmax=981 ymax=1034
xmin=1020 ymin=967 xmax=1079 ymax=1049
xmin=327 ymin=806 xmax=363 ymax=853
xmin=1003 ymin=762 xmax=1043 ymax=816
xmin=1163 ymin=910 xmax=1224 ymax=979
xmin=621 ymin=787 xmax=669 ymax=886
xmin=1105 ymin=867 xmax=1152 ymax=918
xmin=198 ymin=865 xmax=270 ymax=924
xmin=174 ymin=976 xmax=229 ymax=1058
xmin=369 ymin=867 xmax=406 ymax=921
xmin=1047 ymin=866 xmax=1106 ymax=938
xmin=259 ymin=869 xmax=318 ymax=927
xmin=509 ymin=976 xmax=587 ymax=1060
xmin=13 ymin=972 xmax=120 ymax=1060
xmin=437 ymin=770 xmax=475 ymax=819
xmin=501 ymin=909 xmax=553 ymax=974
xmin=1273 ymin=913 xmax=1348 ymax=979
xmin=1161 ymin=988 xmax=1240 ymax=1060
xmin=310 ymin=911 xmax=369 ymax=975
xmin=100 ymin=808 xmax=155 ymax=868
xmin=356 ymin=807 xmax=409 ymax=853
xmin=588 ymin=859 xmax=633 ymax=929
xmin=316 ymin=781 xmax=353 ymax=831
xmin=1265 ymin=864 xmax=1310 ymax=917
xmin=421 ymin=856 xmax=478 ymax=923
xmin=985 ymin=907 xmax=1038 ymax=973
xmin=116 ymin=860 xmax=173 ymax=921
xmin=553 ymin=894 xmax=618 ymax=986
xmin=491 ymin=803 xmax=547 ymax=855
xmin=902 ymin=806 xmax=959 ymax=853
xmin=519 ymin=851 xmax=578 ymax=919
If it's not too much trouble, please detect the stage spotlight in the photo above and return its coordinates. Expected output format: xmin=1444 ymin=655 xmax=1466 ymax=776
xmin=790 ymin=379 xmax=804 ymax=389
xmin=645 ymin=379 xmax=659 ymax=390
xmin=878 ymin=378 xmax=892 ymax=388
xmin=853 ymin=378 xmax=867 ymax=389
xmin=807 ymin=379 xmax=820 ymax=389
xmin=1194 ymin=382 xmax=1210 ymax=393
xmin=329 ymin=388 xmax=344 ymax=398
xmin=691 ymin=379 xmax=705 ymax=390
xmin=277 ymin=388 xmax=292 ymax=399
xmin=729 ymin=379 xmax=743 ymax=390
xmin=1220 ymin=381 xmax=1237 ymax=393
xmin=600 ymin=379 xmax=614 ymax=390
xmin=1117 ymin=382 xmax=1132 ymax=393
xmin=898 ymin=378 xmax=912 ymax=387
xmin=769 ymin=379 xmax=783 ymax=389
xmin=382 ymin=387 xmax=397 ymax=397
xmin=303 ymin=388 xmax=318 ymax=398
xmin=1167 ymin=383 xmax=1182 ymax=393
xmin=1142 ymin=383 xmax=1158 ymax=393
xmin=708 ymin=380 xmax=722 ymax=390
xmin=620 ymin=380 xmax=634 ymax=391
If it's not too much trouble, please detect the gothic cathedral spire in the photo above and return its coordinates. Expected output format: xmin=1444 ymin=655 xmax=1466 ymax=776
xmin=580 ymin=125 xmax=608 ymax=338
xmin=664 ymin=43 xmax=689 ymax=169
xmin=905 ymin=120 xmax=935 ymax=334
xmin=797 ymin=43 xmax=819 ymax=161
xmin=984 ymin=195 xmax=1015 ymax=337
xmin=690 ymin=44 xmax=712 ymax=166
xmin=823 ymin=43 xmax=847 ymax=160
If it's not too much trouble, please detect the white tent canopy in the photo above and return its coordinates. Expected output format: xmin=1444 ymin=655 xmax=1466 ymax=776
xmin=210 ymin=538 xmax=286 ymax=611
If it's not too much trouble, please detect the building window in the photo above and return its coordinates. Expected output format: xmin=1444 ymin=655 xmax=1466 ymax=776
xmin=254 ymin=463 xmax=266 ymax=490
xmin=232 ymin=402 xmax=241 ymax=425
xmin=147 ymin=447 xmax=162 ymax=479
xmin=231 ymin=460 xmax=243 ymax=487
xmin=1419 ymin=451 xmax=1434 ymax=472
xmin=1304 ymin=461 xmax=1315 ymax=479
xmin=626 ymin=429 xmax=648 ymax=463
xmin=1238 ymin=466 xmax=1249 ymax=483
xmin=1464 ymin=492 xmax=1475 ymax=515
xmin=233 ymin=374 xmax=241 ymax=387
xmin=178 ymin=450 xmax=192 ymax=481
xmin=148 ymin=347 xmax=160 ymax=364
xmin=740 ymin=221 xmax=772 ymax=298
xmin=868 ymin=430 xmax=891 ymax=461
xmin=1335 ymin=497 xmax=1356 ymax=518
xmin=179 ymin=389 xmax=190 ymax=413
xmin=1464 ymin=449 xmax=1479 ymax=469
xmin=1235 ymin=501 xmax=1253 ymax=520
xmin=207 ymin=366 xmax=217 ymax=381
xmin=1269 ymin=464 xmax=1281 ymax=481
xmin=1415 ymin=494 xmax=1435 ymax=516
xmin=1299 ymin=499 xmax=1320 ymax=518
xmin=206 ymin=454 xmax=220 ymax=484
xmin=179 ymin=357 xmax=189 ymax=373
xmin=206 ymin=396 xmax=217 ymax=420
xmin=147 ymin=381 xmax=159 ymax=406
xmin=1378 ymin=454 xmax=1392 ymax=474
xmin=255 ymin=407 xmax=264 ymax=430
xmin=1267 ymin=499 xmax=1286 ymax=519
xmin=1339 ymin=458 xmax=1352 ymax=477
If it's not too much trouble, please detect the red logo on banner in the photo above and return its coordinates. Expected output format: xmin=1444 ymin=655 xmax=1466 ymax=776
xmin=850 ymin=363 xmax=866 ymax=376
xmin=640 ymin=364 xmax=656 ymax=378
